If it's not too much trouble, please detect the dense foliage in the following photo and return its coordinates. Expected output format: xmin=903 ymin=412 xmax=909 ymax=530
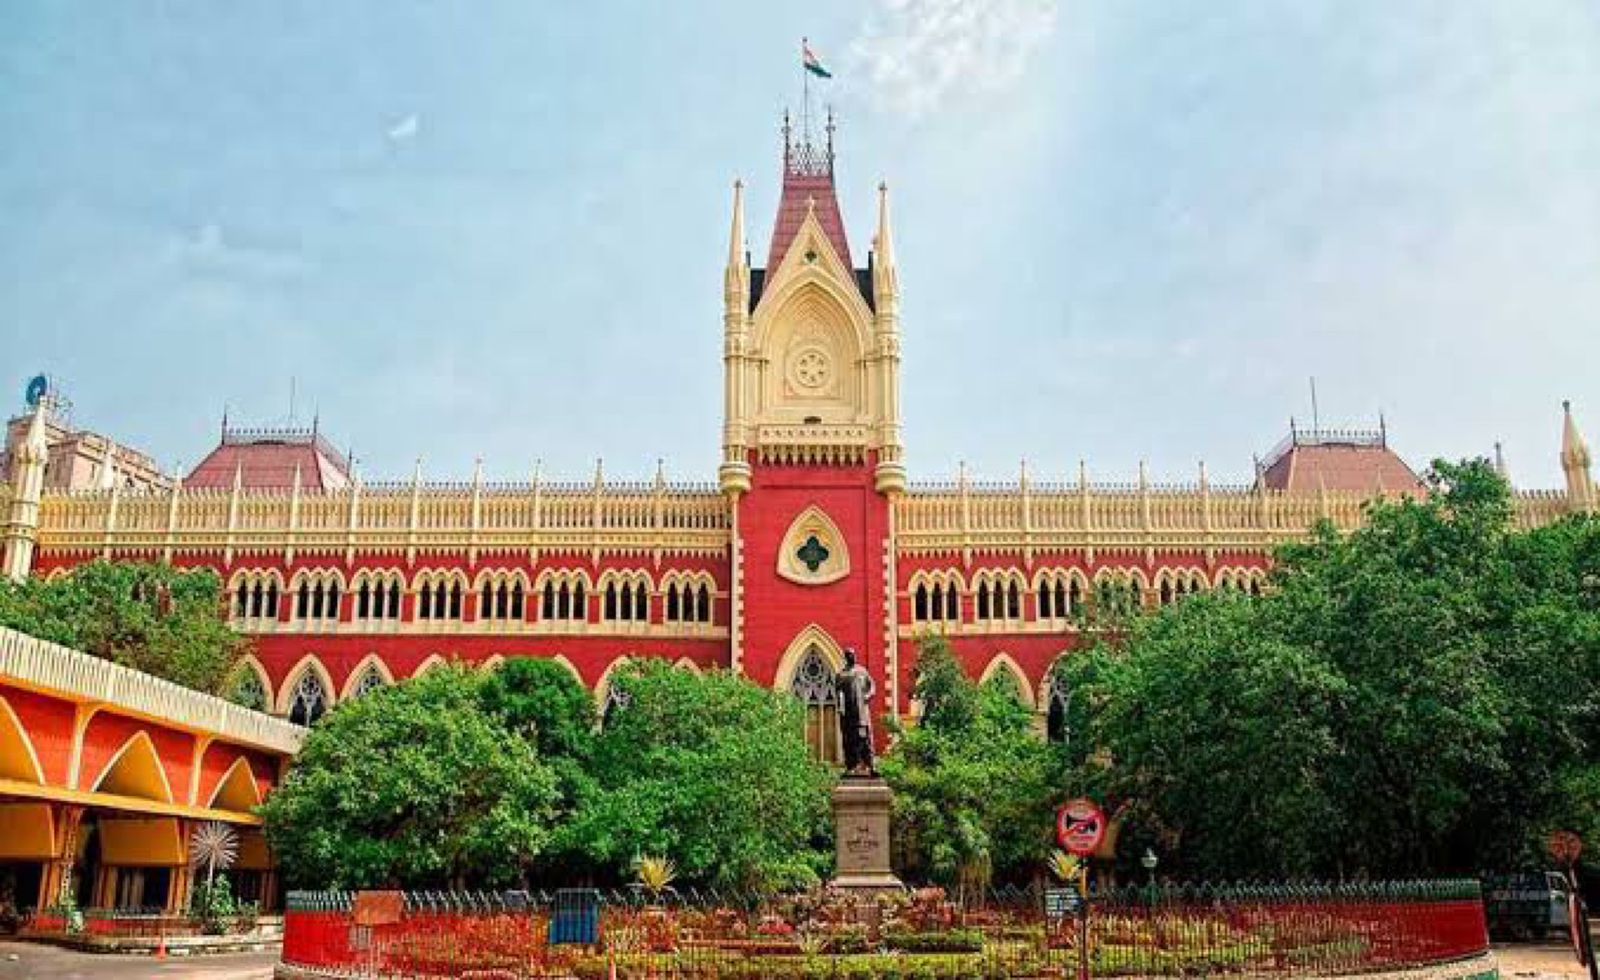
xmin=1065 ymin=460 xmax=1600 ymax=877
xmin=0 ymin=560 xmax=247 ymax=694
xmin=881 ymin=637 xmax=1067 ymax=892
xmin=572 ymin=661 xmax=835 ymax=892
xmin=261 ymin=666 xmax=562 ymax=889
xmin=266 ymin=659 xmax=835 ymax=890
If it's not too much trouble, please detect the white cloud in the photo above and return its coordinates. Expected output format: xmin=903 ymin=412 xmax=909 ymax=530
xmin=386 ymin=113 xmax=420 ymax=142
xmin=850 ymin=0 xmax=1058 ymax=118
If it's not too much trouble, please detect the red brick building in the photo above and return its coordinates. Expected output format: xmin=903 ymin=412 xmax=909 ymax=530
xmin=3 ymin=122 xmax=1593 ymax=760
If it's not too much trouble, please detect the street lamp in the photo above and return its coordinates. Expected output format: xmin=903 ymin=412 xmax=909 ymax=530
xmin=1141 ymin=848 xmax=1159 ymax=905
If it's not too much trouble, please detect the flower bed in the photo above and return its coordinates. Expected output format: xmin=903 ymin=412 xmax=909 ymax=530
xmin=280 ymin=881 xmax=1492 ymax=978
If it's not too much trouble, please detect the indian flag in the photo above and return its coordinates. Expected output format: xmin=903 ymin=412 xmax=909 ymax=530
xmin=802 ymin=40 xmax=832 ymax=78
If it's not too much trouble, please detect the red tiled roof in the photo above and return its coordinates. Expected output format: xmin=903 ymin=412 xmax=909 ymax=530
xmin=186 ymin=430 xmax=350 ymax=492
xmin=1259 ymin=441 xmax=1422 ymax=496
xmin=766 ymin=171 xmax=853 ymax=273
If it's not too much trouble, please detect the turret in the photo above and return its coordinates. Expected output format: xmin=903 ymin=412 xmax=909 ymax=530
xmin=2 ymin=406 xmax=49 ymax=581
xmin=1561 ymin=401 xmax=1595 ymax=513
xmin=719 ymin=179 xmax=753 ymax=496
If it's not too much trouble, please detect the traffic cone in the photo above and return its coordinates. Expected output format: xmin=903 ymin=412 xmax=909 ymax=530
xmin=154 ymin=934 xmax=167 ymax=961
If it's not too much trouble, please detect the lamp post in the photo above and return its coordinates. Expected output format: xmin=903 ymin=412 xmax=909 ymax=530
xmin=1141 ymin=848 xmax=1159 ymax=906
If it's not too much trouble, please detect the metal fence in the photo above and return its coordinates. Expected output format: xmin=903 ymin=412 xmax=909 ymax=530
xmin=281 ymin=880 xmax=1491 ymax=978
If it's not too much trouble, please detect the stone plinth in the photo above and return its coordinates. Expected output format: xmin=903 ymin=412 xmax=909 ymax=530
xmin=830 ymin=776 xmax=903 ymax=891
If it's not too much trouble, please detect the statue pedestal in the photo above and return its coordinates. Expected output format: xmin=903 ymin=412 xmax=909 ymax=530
xmin=830 ymin=777 xmax=903 ymax=892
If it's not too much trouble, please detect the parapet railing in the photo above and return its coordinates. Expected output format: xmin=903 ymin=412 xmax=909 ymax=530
xmin=0 ymin=626 xmax=304 ymax=755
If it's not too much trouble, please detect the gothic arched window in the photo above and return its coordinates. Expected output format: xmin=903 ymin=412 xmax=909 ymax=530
xmin=229 ymin=669 xmax=267 ymax=711
xmin=350 ymin=665 xmax=387 ymax=699
xmin=696 ymin=585 xmax=711 ymax=624
xmin=666 ymin=584 xmax=681 ymax=622
xmin=1045 ymin=668 xmax=1072 ymax=745
xmin=287 ymin=671 xmax=330 ymax=726
xmin=791 ymin=647 xmax=840 ymax=765
xmin=914 ymin=584 xmax=929 ymax=622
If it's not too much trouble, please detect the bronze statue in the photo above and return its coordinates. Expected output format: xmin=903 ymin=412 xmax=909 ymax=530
xmin=836 ymin=647 xmax=875 ymax=775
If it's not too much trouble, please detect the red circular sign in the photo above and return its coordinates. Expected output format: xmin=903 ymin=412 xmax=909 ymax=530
xmin=1548 ymin=831 xmax=1583 ymax=868
xmin=1056 ymin=798 xmax=1106 ymax=856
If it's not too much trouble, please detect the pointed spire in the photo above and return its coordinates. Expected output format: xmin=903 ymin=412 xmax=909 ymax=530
xmin=411 ymin=457 xmax=424 ymax=487
xmin=654 ymin=457 xmax=666 ymax=490
xmin=728 ymin=179 xmax=746 ymax=269
xmin=1562 ymin=400 xmax=1590 ymax=469
xmin=472 ymin=456 xmax=484 ymax=488
xmin=1138 ymin=460 xmax=1149 ymax=491
xmin=875 ymin=183 xmax=896 ymax=269
xmin=531 ymin=458 xmax=543 ymax=489
xmin=1493 ymin=442 xmax=1509 ymax=481
xmin=19 ymin=404 xmax=48 ymax=464
xmin=873 ymin=181 xmax=899 ymax=304
xmin=1561 ymin=401 xmax=1595 ymax=512
xmin=1198 ymin=459 xmax=1209 ymax=490
xmin=593 ymin=457 xmax=605 ymax=489
xmin=97 ymin=442 xmax=119 ymax=491
xmin=1078 ymin=459 xmax=1088 ymax=490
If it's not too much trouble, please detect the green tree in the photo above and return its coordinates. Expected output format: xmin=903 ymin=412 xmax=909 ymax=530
xmin=478 ymin=658 xmax=599 ymax=880
xmin=570 ymin=661 xmax=833 ymax=892
xmin=0 ymin=561 xmax=246 ymax=694
xmin=882 ymin=637 xmax=1066 ymax=892
xmin=1072 ymin=459 xmax=1600 ymax=878
xmin=260 ymin=666 xmax=561 ymax=889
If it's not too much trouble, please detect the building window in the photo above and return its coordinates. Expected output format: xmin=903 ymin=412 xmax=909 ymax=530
xmin=791 ymin=646 xmax=840 ymax=765
xmin=293 ymin=578 xmax=341 ymax=624
xmin=228 ymin=670 xmax=267 ymax=711
xmin=662 ymin=580 xmax=713 ymax=625
xmin=975 ymin=576 xmax=1023 ymax=623
xmin=541 ymin=580 xmax=586 ymax=622
xmin=232 ymin=577 xmax=280 ymax=624
xmin=1046 ymin=668 xmax=1071 ymax=745
xmin=479 ymin=580 xmax=525 ymax=621
xmin=355 ymin=577 xmax=403 ymax=623
xmin=287 ymin=671 xmax=329 ymax=726
xmin=349 ymin=665 xmax=387 ymax=699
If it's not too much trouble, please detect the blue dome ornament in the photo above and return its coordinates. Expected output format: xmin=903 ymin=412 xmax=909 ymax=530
xmin=23 ymin=374 xmax=48 ymax=410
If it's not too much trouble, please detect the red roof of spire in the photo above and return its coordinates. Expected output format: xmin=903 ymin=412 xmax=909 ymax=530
xmin=764 ymin=120 xmax=853 ymax=273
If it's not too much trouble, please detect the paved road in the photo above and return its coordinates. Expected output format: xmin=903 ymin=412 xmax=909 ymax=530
xmin=0 ymin=941 xmax=276 ymax=980
xmin=1494 ymin=942 xmax=1591 ymax=979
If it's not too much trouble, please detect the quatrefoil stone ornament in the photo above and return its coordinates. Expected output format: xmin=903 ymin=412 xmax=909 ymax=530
xmin=796 ymin=535 xmax=831 ymax=573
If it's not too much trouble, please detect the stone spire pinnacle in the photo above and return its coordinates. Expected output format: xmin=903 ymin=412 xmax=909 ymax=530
xmin=727 ymin=179 xmax=746 ymax=270
xmin=1561 ymin=400 xmax=1595 ymax=512
xmin=873 ymin=182 xmax=898 ymax=303
xmin=97 ymin=442 xmax=119 ymax=491
xmin=1493 ymin=442 xmax=1509 ymax=482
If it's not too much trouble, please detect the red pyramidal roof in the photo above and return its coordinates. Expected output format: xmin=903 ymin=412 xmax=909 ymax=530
xmin=1258 ymin=425 xmax=1421 ymax=497
xmin=187 ymin=427 xmax=351 ymax=492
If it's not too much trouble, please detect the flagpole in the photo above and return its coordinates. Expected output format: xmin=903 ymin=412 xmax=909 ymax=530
xmin=801 ymin=37 xmax=810 ymax=146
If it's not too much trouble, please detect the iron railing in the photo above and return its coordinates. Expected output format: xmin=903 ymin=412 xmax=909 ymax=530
xmin=280 ymin=880 xmax=1490 ymax=978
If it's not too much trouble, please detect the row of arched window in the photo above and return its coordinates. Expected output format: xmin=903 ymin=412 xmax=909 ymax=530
xmin=248 ymin=648 xmax=1083 ymax=760
xmin=230 ymin=570 xmax=719 ymax=627
xmin=910 ymin=568 xmax=1266 ymax=625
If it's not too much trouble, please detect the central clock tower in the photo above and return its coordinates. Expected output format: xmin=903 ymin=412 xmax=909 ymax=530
xmin=720 ymin=116 xmax=906 ymax=727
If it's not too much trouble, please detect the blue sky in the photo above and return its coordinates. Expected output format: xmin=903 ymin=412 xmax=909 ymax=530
xmin=2 ymin=1 xmax=1596 ymax=487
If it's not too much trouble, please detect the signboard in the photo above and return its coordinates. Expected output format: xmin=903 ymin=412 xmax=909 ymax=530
xmin=353 ymin=891 xmax=404 ymax=927
xmin=1549 ymin=831 xmax=1583 ymax=868
xmin=1056 ymin=798 xmax=1106 ymax=856
xmin=1043 ymin=886 xmax=1083 ymax=928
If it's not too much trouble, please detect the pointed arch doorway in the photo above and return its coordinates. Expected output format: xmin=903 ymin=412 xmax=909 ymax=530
xmin=775 ymin=627 xmax=846 ymax=765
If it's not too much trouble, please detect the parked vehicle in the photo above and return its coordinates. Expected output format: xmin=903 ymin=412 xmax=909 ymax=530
xmin=1483 ymin=871 xmax=1570 ymax=941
